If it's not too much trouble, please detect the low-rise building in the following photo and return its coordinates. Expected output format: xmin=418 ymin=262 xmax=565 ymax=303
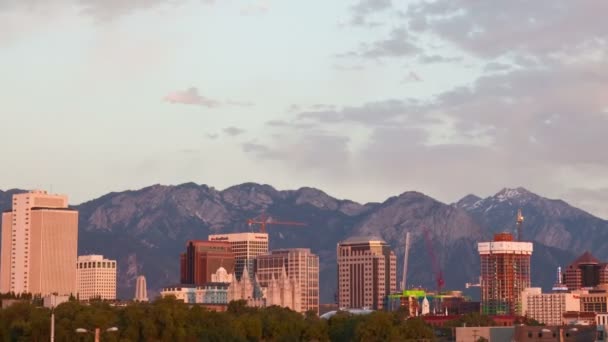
xmin=455 ymin=327 xmax=514 ymax=342
xmin=513 ymin=325 xmax=602 ymax=342
xmin=43 ymin=294 xmax=69 ymax=308
xmin=581 ymin=286 xmax=608 ymax=312
xmin=160 ymin=283 xmax=230 ymax=304
xmin=563 ymin=311 xmax=596 ymax=325
xmin=521 ymin=287 xmax=582 ymax=325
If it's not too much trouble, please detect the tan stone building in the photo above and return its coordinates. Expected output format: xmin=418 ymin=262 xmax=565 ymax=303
xmin=1 ymin=190 xmax=78 ymax=296
xmin=337 ymin=237 xmax=397 ymax=310
xmin=76 ymin=255 xmax=117 ymax=301
xmin=256 ymin=248 xmax=319 ymax=313
xmin=521 ymin=287 xmax=582 ymax=325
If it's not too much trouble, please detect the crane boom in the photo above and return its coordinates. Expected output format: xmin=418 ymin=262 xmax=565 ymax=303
xmin=423 ymin=229 xmax=445 ymax=293
xmin=401 ymin=232 xmax=411 ymax=291
xmin=247 ymin=215 xmax=306 ymax=233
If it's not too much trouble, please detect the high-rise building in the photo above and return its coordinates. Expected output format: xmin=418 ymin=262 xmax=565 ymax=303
xmin=256 ymin=248 xmax=319 ymax=313
xmin=563 ymin=251 xmax=608 ymax=291
xmin=521 ymin=287 xmax=582 ymax=325
xmin=337 ymin=237 xmax=397 ymax=310
xmin=478 ymin=232 xmax=533 ymax=315
xmin=180 ymin=240 xmax=235 ymax=286
xmin=134 ymin=275 xmax=148 ymax=302
xmin=76 ymin=255 xmax=117 ymax=301
xmin=1 ymin=190 xmax=78 ymax=296
xmin=208 ymin=232 xmax=268 ymax=280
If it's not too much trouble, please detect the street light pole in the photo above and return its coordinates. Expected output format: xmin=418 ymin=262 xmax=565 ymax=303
xmin=76 ymin=326 xmax=118 ymax=342
xmin=50 ymin=308 xmax=55 ymax=342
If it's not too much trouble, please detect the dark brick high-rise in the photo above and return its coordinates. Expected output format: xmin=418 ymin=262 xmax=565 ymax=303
xmin=180 ymin=240 xmax=235 ymax=285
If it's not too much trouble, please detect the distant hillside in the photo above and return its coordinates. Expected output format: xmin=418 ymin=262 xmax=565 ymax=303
xmin=1 ymin=184 xmax=605 ymax=302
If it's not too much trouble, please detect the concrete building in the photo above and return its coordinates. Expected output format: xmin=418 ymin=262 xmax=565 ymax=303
xmin=337 ymin=237 xmax=397 ymax=310
xmin=455 ymin=326 xmax=515 ymax=342
xmin=180 ymin=240 xmax=235 ymax=285
xmin=513 ymin=325 xmax=603 ymax=342
xmin=580 ymin=286 xmax=608 ymax=312
xmin=256 ymin=248 xmax=319 ymax=313
xmin=134 ymin=275 xmax=148 ymax=302
xmin=1 ymin=190 xmax=78 ymax=296
xmin=208 ymin=232 xmax=268 ymax=281
xmin=76 ymin=255 xmax=117 ymax=301
xmin=43 ymin=294 xmax=69 ymax=309
xmin=521 ymin=287 xmax=582 ymax=325
xmin=563 ymin=311 xmax=597 ymax=325
xmin=478 ymin=232 xmax=533 ymax=315
xmin=564 ymin=251 xmax=608 ymax=291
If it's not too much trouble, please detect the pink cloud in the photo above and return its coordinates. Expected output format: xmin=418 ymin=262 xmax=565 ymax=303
xmin=163 ymin=87 xmax=220 ymax=107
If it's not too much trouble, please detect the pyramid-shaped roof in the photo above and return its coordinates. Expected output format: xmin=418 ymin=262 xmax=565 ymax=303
xmin=573 ymin=251 xmax=601 ymax=265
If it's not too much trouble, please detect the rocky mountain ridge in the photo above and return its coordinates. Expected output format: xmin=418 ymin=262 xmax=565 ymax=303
xmin=0 ymin=184 xmax=604 ymax=302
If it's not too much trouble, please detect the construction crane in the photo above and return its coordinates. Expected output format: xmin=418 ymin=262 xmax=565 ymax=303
xmin=423 ymin=229 xmax=445 ymax=293
xmin=400 ymin=232 xmax=411 ymax=291
xmin=516 ymin=208 xmax=524 ymax=241
xmin=247 ymin=214 xmax=306 ymax=233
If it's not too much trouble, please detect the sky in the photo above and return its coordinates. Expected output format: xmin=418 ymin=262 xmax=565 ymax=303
xmin=1 ymin=0 xmax=608 ymax=218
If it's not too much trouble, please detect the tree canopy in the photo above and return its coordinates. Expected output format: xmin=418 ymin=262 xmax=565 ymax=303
xmin=0 ymin=298 xmax=438 ymax=341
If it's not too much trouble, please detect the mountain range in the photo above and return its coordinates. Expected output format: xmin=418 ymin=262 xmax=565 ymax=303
xmin=1 ymin=184 xmax=605 ymax=303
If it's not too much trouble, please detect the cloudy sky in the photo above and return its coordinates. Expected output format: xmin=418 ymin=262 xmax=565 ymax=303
xmin=1 ymin=0 xmax=607 ymax=217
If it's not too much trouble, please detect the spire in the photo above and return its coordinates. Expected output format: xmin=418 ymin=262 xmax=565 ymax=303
xmin=242 ymin=264 xmax=250 ymax=281
xmin=421 ymin=296 xmax=430 ymax=315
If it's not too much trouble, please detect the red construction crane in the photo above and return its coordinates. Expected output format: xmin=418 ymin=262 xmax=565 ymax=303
xmin=247 ymin=214 xmax=306 ymax=233
xmin=423 ymin=228 xmax=445 ymax=293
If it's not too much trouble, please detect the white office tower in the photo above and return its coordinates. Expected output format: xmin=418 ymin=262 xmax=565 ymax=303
xmin=134 ymin=275 xmax=148 ymax=302
xmin=208 ymin=232 xmax=269 ymax=280
xmin=76 ymin=255 xmax=117 ymax=301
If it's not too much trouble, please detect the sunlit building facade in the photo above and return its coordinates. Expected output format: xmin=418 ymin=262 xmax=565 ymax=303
xmin=1 ymin=190 xmax=78 ymax=296
xmin=76 ymin=255 xmax=117 ymax=301
xmin=337 ymin=237 xmax=397 ymax=310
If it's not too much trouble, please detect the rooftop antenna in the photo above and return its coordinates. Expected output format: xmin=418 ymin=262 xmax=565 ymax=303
xmin=552 ymin=266 xmax=568 ymax=291
xmin=401 ymin=232 xmax=411 ymax=291
xmin=516 ymin=208 xmax=524 ymax=241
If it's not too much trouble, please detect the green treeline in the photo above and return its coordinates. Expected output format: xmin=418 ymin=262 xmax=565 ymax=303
xmin=0 ymin=297 xmax=438 ymax=342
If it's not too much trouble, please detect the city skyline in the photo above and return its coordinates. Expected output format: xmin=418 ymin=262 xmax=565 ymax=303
xmin=1 ymin=1 xmax=608 ymax=219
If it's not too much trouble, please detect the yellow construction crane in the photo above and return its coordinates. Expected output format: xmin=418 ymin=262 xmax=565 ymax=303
xmin=516 ymin=208 xmax=524 ymax=241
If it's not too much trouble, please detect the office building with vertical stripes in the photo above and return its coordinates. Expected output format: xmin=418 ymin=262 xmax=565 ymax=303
xmin=1 ymin=190 xmax=78 ymax=297
xmin=337 ymin=237 xmax=396 ymax=310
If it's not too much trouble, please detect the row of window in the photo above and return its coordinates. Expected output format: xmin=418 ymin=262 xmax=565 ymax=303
xmin=77 ymin=261 xmax=116 ymax=269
